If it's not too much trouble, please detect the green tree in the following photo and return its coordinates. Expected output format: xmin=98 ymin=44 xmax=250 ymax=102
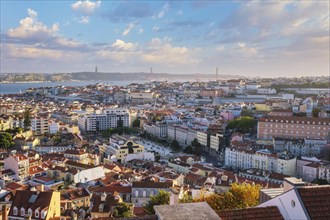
xmin=183 ymin=146 xmax=193 ymax=154
xmin=241 ymin=108 xmax=254 ymax=117
xmin=179 ymin=193 xmax=193 ymax=203
xmin=0 ymin=132 xmax=14 ymax=149
xmin=113 ymin=202 xmax=134 ymax=218
xmin=132 ymin=118 xmax=141 ymax=128
xmin=170 ymin=140 xmax=180 ymax=151
xmin=191 ymin=138 xmax=202 ymax=155
xmin=145 ymin=190 xmax=170 ymax=214
xmin=226 ymin=117 xmax=257 ymax=133
xmin=312 ymin=178 xmax=329 ymax=185
xmin=312 ymin=108 xmax=321 ymax=117
xmin=23 ymin=108 xmax=31 ymax=130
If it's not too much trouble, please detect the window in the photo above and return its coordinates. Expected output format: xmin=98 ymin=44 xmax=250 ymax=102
xmin=35 ymin=210 xmax=39 ymax=218
xmin=28 ymin=209 xmax=32 ymax=217
xmin=20 ymin=207 xmax=25 ymax=216
xmin=13 ymin=207 xmax=18 ymax=215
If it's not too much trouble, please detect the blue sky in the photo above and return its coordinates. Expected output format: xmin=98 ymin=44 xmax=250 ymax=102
xmin=1 ymin=0 xmax=329 ymax=77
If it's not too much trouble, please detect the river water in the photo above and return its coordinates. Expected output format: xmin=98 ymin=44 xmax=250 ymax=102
xmin=0 ymin=80 xmax=146 ymax=94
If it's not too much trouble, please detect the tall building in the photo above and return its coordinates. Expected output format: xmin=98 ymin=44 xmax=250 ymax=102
xmin=95 ymin=65 xmax=98 ymax=73
xmin=78 ymin=108 xmax=130 ymax=132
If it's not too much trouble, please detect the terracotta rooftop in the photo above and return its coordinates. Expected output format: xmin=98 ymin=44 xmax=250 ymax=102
xmin=132 ymin=181 xmax=172 ymax=189
xmin=94 ymin=184 xmax=131 ymax=194
xmin=8 ymin=190 xmax=54 ymax=219
xmin=217 ymin=206 xmax=284 ymax=220
xmin=297 ymin=185 xmax=330 ymax=219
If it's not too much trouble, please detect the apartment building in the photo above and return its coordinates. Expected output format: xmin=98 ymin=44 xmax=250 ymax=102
xmin=145 ymin=122 xmax=168 ymax=139
xmin=167 ymin=125 xmax=197 ymax=146
xmin=197 ymin=131 xmax=223 ymax=153
xmin=4 ymin=154 xmax=29 ymax=180
xmin=273 ymin=138 xmax=328 ymax=157
xmin=31 ymin=116 xmax=49 ymax=135
xmin=78 ymin=108 xmax=130 ymax=132
xmin=225 ymin=148 xmax=296 ymax=176
xmin=257 ymin=116 xmax=330 ymax=140
xmin=132 ymin=181 xmax=172 ymax=207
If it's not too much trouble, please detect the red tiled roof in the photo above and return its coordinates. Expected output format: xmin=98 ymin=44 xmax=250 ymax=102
xmin=29 ymin=166 xmax=45 ymax=175
xmin=217 ymin=206 xmax=284 ymax=220
xmin=298 ymin=186 xmax=330 ymax=219
xmin=8 ymin=190 xmax=54 ymax=219
xmin=259 ymin=116 xmax=330 ymax=124
xmin=6 ymin=182 xmax=27 ymax=191
xmin=94 ymin=184 xmax=131 ymax=194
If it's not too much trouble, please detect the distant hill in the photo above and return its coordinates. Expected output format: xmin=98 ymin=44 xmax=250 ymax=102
xmin=1 ymin=72 xmax=245 ymax=82
xmin=70 ymin=72 xmax=244 ymax=81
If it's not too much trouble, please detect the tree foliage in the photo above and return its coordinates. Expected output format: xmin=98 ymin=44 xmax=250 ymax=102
xmin=226 ymin=117 xmax=257 ymax=133
xmin=170 ymin=140 xmax=180 ymax=151
xmin=144 ymin=190 xmax=170 ymax=214
xmin=179 ymin=193 xmax=193 ymax=203
xmin=132 ymin=118 xmax=141 ymax=128
xmin=113 ymin=202 xmax=134 ymax=218
xmin=191 ymin=138 xmax=202 ymax=155
xmin=23 ymin=108 xmax=31 ymax=131
xmin=182 ymin=183 xmax=260 ymax=212
xmin=312 ymin=178 xmax=329 ymax=185
xmin=5 ymin=127 xmax=23 ymax=134
xmin=312 ymin=108 xmax=321 ymax=117
xmin=0 ymin=132 xmax=14 ymax=149
xmin=102 ymin=127 xmax=138 ymax=138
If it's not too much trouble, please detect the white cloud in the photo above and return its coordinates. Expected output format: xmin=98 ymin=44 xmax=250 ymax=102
xmin=142 ymin=38 xmax=197 ymax=65
xmin=112 ymin=39 xmax=136 ymax=50
xmin=71 ymin=0 xmax=101 ymax=14
xmin=27 ymin=8 xmax=37 ymax=19
xmin=79 ymin=16 xmax=90 ymax=24
xmin=152 ymin=25 xmax=160 ymax=32
xmin=158 ymin=3 xmax=169 ymax=18
xmin=216 ymin=45 xmax=225 ymax=52
xmin=5 ymin=43 xmax=62 ymax=59
xmin=138 ymin=28 xmax=144 ymax=34
xmin=122 ymin=23 xmax=135 ymax=36
xmin=238 ymin=42 xmax=245 ymax=48
xmin=8 ymin=8 xmax=59 ymax=39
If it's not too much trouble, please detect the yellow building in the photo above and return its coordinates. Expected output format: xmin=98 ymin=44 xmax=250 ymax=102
xmin=47 ymin=165 xmax=77 ymax=182
xmin=108 ymin=136 xmax=144 ymax=163
xmin=8 ymin=190 xmax=61 ymax=220
xmin=254 ymin=104 xmax=271 ymax=112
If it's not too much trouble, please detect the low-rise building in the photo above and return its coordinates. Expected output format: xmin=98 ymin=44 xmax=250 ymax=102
xmin=132 ymin=181 xmax=172 ymax=207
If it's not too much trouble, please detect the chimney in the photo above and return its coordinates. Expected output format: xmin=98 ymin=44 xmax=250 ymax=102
xmin=2 ymin=204 xmax=7 ymax=220
xmin=36 ymin=184 xmax=44 ymax=192
xmin=283 ymin=177 xmax=305 ymax=192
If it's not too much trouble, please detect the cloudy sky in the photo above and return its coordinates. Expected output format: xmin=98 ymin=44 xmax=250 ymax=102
xmin=1 ymin=0 xmax=329 ymax=77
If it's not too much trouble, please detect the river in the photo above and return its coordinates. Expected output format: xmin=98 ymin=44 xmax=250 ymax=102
xmin=0 ymin=80 xmax=146 ymax=94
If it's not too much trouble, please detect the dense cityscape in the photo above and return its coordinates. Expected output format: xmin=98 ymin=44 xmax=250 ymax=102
xmin=0 ymin=75 xmax=329 ymax=219
xmin=1 ymin=0 xmax=330 ymax=220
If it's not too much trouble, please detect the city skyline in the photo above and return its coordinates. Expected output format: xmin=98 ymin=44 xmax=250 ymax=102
xmin=1 ymin=0 xmax=329 ymax=77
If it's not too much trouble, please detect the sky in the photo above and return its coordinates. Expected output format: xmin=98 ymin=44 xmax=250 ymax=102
xmin=0 ymin=0 xmax=329 ymax=77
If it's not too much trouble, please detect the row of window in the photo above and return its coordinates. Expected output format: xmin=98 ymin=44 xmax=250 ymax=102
xmin=13 ymin=207 xmax=46 ymax=218
xmin=265 ymin=120 xmax=328 ymax=125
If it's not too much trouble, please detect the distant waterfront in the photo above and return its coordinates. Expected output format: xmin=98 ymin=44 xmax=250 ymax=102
xmin=0 ymin=80 xmax=146 ymax=94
